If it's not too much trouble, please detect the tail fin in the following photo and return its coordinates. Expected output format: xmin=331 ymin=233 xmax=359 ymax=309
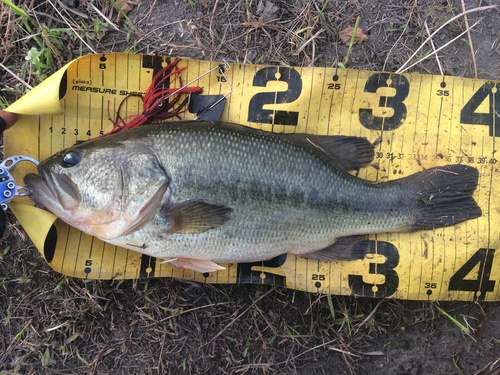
xmin=401 ymin=165 xmax=482 ymax=230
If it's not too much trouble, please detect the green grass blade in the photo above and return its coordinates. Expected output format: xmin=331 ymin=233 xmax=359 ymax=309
xmin=317 ymin=0 xmax=330 ymax=21
xmin=0 ymin=0 xmax=34 ymax=23
xmin=108 ymin=0 xmax=137 ymax=32
xmin=344 ymin=16 xmax=361 ymax=66
xmin=433 ymin=303 xmax=476 ymax=342
xmin=327 ymin=294 xmax=335 ymax=320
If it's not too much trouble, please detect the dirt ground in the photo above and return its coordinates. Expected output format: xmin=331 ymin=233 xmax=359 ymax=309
xmin=1 ymin=0 xmax=500 ymax=374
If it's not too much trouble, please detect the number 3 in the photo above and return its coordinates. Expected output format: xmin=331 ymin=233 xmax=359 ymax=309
xmin=348 ymin=240 xmax=399 ymax=297
xmin=358 ymin=73 xmax=410 ymax=131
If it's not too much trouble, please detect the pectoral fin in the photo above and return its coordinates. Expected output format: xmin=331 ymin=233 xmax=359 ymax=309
xmin=300 ymin=235 xmax=369 ymax=261
xmin=161 ymin=200 xmax=233 ymax=234
xmin=162 ymin=257 xmax=226 ymax=273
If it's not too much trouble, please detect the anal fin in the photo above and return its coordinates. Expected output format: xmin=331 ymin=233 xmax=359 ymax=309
xmin=300 ymin=235 xmax=368 ymax=261
xmin=162 ymin=257 xmax=226 ymax=273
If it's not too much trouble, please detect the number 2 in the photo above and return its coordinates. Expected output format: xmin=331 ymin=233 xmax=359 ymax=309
xmin=248 ymin=67 xmax=302 ymax=126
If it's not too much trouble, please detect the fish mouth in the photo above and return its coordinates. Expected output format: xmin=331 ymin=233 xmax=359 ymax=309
xmin=24 ymin=163 xmax=80 ymax=213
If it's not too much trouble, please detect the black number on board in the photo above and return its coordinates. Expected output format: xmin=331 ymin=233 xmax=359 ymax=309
xmin=449 ymin=248 xmax=496 ymax=301
xmin=99 ymin=130 xmax=104 ymax=135
xmin=61 ymin=127 xmax=66 ymax=135
xmin=86 ymin=130 xmax=91 ymax=136
xmin=460 ymin=82 xmax=500 ymax=137
xmin=49 ymin=127 xmax=53 ymax=133
xmin=248 ymin=67 xmax=302 ymax=126
xmin=312 ymin=274 xmax=325 ymax=281
xmin=237 ymin=254 xmax=287 ymax=287
xmin=328 ymin=83 xmax=341 ymax=90
xmin=74 ymin=129 xmax=78 ymax=136
xmin=437 ymin=90 xmax=449 ymax=96
xmin=217 ymin=76 xmax=227 ymax=83
xmin=424 ymin=282 xmax=437 ymax=288
xmin=348 ymin=241 xmax=399 ymax=298
xmin=85 ymin=260 xmax=92 ymax=266
xmin=358 ymin=73 xmax=410 ymax=131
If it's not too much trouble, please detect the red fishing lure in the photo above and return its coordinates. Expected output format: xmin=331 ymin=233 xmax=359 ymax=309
xmin=91 ymin=57 xmax=202 ymax=141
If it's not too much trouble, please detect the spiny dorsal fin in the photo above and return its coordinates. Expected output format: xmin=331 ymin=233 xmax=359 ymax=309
xmin=161 ymin=200 xmax=233 ymax=234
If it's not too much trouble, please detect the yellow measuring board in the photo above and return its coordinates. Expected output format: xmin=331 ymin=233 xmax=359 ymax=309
xmin=5 ymin=53 xmax=500 ymax=301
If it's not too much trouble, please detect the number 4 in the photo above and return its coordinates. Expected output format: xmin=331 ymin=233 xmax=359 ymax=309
xmin=461 ymin=82 xmax=500 ymax=137
xmin=448 ymin=248 xmax=496 ymax=301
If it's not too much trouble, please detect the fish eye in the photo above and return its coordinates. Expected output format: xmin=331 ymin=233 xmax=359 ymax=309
xmin=60 ymin=151 xmax=81 ymax=168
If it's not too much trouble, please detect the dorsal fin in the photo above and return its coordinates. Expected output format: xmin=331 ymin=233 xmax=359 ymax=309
xmin=286 ymin=134 xmax=376 ymax=172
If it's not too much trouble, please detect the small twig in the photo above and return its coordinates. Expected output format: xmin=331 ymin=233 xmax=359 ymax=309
xmin=55 ymin=0 xmax=88 ymax=18
xmin=353 ymin=300 xmax=383 ymax=335
xmin=276 ymin=338 xmax=339 ymax=365
xmin=461 ymin=0 xmax=477 ymax=79
xmin=295 ymin=29 xmax=324 ymax=55
xmin=424 ymin=20 xmax=443 ymax=76
xmin=209 ymin=0 xmax=219 ymax=42
xmin=141 ymin=0 xmax=157 ymax=35
xmin=47 ymin=0 xmax=97 ymax=54
xmin=88 ymin=1 xmax=120 ymax=31
xmin=0 ymin=62 xmax=33 ymax=90
xmin=397 ymin=5 xmax=497 ymax=73
xmin=398 ymin=19 xmax=482 ymax=74
xmin=199 ymin=288 xmax=275 ymax=349
xmin=44 ymin=322 xmax=69 ymax=332
xmin=135 ymin=20 xmax=183 ymax=45
xmin=329 ymin=346 xmax=361 ymax=357
xmin=383 ymin=0 xmax=417 ymax=71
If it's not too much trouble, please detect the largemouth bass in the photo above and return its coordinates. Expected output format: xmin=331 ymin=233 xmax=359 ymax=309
xmin=24 ymin=121 xmax=481 ymax=273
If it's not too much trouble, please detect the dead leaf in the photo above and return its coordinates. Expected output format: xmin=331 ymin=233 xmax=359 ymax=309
xmin=114 ymin=0 xmax=136 ymax=24
xmin=338 ymin=26 xmax=368 ymax=46
xmin=347 ymin=11 xmax=358 ymax=21
xmin=257 ymin=1 xmax=279 ymax=23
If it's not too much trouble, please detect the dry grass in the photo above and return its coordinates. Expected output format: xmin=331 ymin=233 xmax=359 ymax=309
xmin=1 ymin=0 xmax=500 ymax=373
